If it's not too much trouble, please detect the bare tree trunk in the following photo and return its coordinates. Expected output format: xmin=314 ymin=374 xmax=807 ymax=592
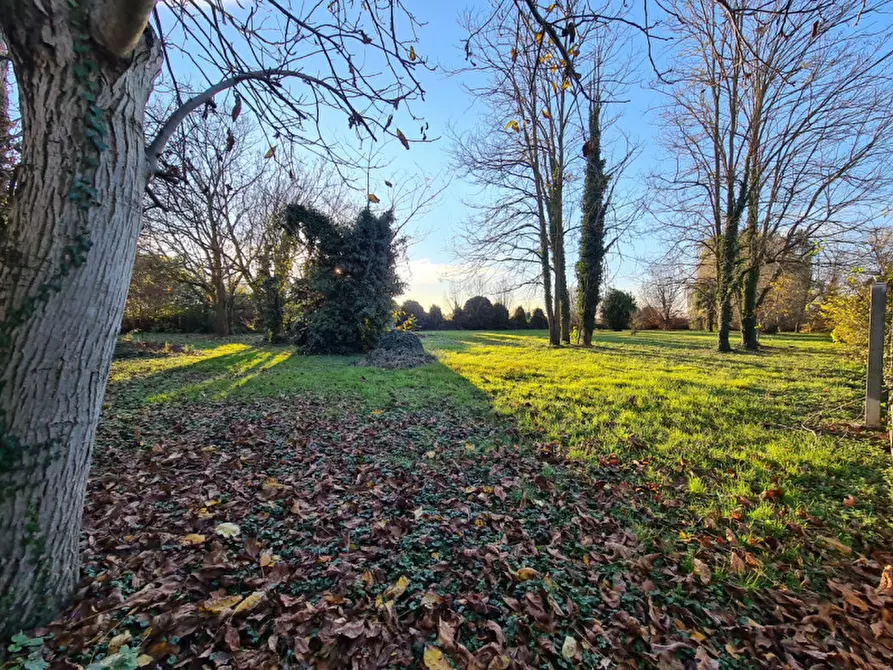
xmin=557 ymin=253 xmax=571 ymax=344
xmin=528 ymin=103 xmax=560 ymax=347
xmin=548 ymin=192 xmax=570 ymax=345
xmin=211 ymin=269 xmax=231 ymax=336
xmin=538 ymin=215 xmax=558 ymax=346
xmin=717 ymin=216 xmax=739 ymax=353
xmin=0 ymin=23 xmax=160 ymax=635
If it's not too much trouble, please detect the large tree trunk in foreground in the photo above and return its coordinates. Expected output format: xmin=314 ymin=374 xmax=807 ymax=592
xmin=0 ymin=14 xmax=160 ymax=636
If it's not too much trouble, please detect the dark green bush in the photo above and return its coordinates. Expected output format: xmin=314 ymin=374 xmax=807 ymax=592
xmin=601 ymin=288 xmax=637 ymax=331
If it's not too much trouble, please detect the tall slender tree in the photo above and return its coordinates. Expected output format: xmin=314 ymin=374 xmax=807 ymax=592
xmin=576 ymin=100 xmax=608 ymax=346
xmin=457 ymin=0 xmax=596 ymax=346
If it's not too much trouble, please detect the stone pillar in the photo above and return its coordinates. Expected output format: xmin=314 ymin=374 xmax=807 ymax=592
xmin=866 ymin=282 xmax=887 ymax=428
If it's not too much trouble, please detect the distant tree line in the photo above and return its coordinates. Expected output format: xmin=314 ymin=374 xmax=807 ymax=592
xmin=393 ymin=292 xmax=639 ymax=332
xmin=394 ymin=297 xmax=549 ymax=331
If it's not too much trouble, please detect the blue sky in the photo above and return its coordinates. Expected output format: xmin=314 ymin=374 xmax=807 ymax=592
xmin=378 ymin=1 xmax=665 ymax=311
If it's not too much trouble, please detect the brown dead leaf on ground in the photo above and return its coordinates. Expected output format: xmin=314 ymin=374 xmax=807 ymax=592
xmin=18 ymin=394 xmax=893 ymax=669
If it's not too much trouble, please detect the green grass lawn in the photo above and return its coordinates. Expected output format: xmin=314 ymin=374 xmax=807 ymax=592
xmin=112 ymin=329 xmax=891 ymax=571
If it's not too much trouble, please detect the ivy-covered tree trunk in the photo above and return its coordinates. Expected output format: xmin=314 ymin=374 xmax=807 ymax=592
xmin=0 ymin=7 xmax=160 ymax=635
xmin=577 ymin=103 xmax=608 ymax=347
xmin=739 ymin=246 xmax=761 ymax=351
xmin=212 ymin=271 xmax=231 ymax=336
xmin=717 ymin=168 xmax=749 ymax=353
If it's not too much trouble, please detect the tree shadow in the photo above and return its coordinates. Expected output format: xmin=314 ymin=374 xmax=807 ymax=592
xmin=106 ymin=340 xmax=493 ymax=415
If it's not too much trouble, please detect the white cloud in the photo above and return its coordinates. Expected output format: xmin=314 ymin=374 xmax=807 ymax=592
xmin=397 ymin=258 xmax=458 ymax=309
xmin=397 ymin=257 xmax=542 ymax=312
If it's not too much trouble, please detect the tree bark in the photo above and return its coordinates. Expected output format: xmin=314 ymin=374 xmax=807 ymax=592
xmin=0 ymin=15 xmax=161 ymax=635
xmin=578 ymin=104 xmax=607 ymax=348
xmin=716 ymin=216 xmax=739 ymax=353
xmin=538 ymin=216 xmax=558 ymax=346
xmin=548 ymin=188 xmax=570 ymax=345
xmin=739 ymin=256 xmax=760 ymax=350
xmin=739 ymin=71 xmax=765 ymax=352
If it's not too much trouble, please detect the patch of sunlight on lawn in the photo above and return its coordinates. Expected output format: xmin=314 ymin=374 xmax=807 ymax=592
xmin=422 ymin=329 xmax=892 ymax=545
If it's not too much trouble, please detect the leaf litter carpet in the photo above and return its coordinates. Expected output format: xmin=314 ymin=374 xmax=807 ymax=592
xmin=27 ymin=397 xmax=893 ymax=668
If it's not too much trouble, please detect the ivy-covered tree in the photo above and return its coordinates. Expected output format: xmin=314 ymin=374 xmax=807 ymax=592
xmin=255 ymin=276 xmax=287 ymax=343
xmin=601 ymin=288 xmax=637 ymax=331
xmin=576 ymin=101 xmax=609 ymax=347
xmin=293 ymin=207 xmax=403 ymax=354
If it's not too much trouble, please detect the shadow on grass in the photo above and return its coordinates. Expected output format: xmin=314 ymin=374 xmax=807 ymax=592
xmin=108 ymin=341 xmax=493 ymax=415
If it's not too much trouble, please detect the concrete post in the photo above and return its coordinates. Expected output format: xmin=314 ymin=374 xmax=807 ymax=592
xmin=866 ymin=282 xmax=887 ymax=428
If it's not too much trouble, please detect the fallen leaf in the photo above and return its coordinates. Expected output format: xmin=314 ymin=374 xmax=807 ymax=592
xmin=423 ymin=646 xmax=452 ymax=669
xmin=818 ymin=535 xmax=852 ymax=555
xmin=199 ymin=593 xmax=244 ymax=615
xmin=730 ymin=552 xmax=746 ymax=575
xmin=692 ymin=558 xmax=711 ymax=584
xmin=107 ymin=631 xmax=132 ymax=655
xmin=879 ymin=565 xmax=893 ymax=593
xmin=561 ymin=635 xmax=578 ymax=660
xmin=438 ymin=618 xmax=456 ymax=648
xmin=215 ymin=522 xmax=241 ymax=538
xmin=385 ymin=575 xmax=409 ymax=599
xmin=422 ymin=592 xmax=444 ymax=608
xmin=146 ymin=641 xmax=180 ymax=659
xmin=181 ymin=533 xmax=206 ymax=546
xmin=513 ymin=567 xmax=539 ymax=582
xmin=762 ymin=488 xmax=784 ymax=502
xmin=233 ymin=591 xmax=265 ymax=615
